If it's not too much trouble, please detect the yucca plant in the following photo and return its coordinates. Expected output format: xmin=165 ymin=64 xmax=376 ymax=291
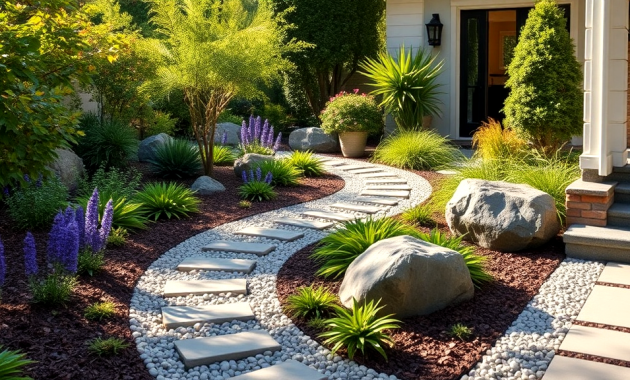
xmin=285 ymin=285 xmax=338 ymax=320
xmin=286 ymin=151 xmax=325 ymax=177
xmin=254 ymin=159 xmax=303 ymax=187
xmin=320 ymin=298 xmax=401 ymax=361
xmin=134 ymin=182 xmax=201 ymax=220
xmin=149 ymin=139 xmax=202 ymax=179
xmin=213 ymin=145 xmax=237 ymax=166
xmin=372 ymin=130 xmax=463 ymax=170
xmin=0 ymin=345 xmax=35 ymax=379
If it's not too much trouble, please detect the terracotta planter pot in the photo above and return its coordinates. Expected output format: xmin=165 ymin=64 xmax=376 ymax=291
xmin=338 ymin=131 xmax=368 ymax=158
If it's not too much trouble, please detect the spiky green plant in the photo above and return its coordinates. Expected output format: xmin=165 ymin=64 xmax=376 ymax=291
xmin=0 ymin=345 xmax=35 ymax=380
xmin=401 ymin=204 xmax=435 ymax=227
xmin=254 ymin=159 xmax=303 ymax=186
xmin=134 ymin=182 xmax=201 ymax=220
xmin=285 ymin=285 xmax=338 ymax=320
xmin=77 ymin=191 xmax=147 ymax=231
xmin=238 ymin=181 xmax=277 ymax=202
xmin=213 ymin=145 xmax=237 ymax=166
xmin=88 ymin=337 xmax=129 ymax=356
xmin=286 ymin=151 xmax=325 ymax=177
xmin=149 ymin=139 xmax=202 ymax=179
xmin=84 ymin=301 xmax=117 ymax=321
xmin=448 ymin=323 xmax=473 ymax=341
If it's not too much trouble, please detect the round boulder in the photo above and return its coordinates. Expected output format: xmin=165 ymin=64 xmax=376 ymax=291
xmin=48 ymin=148 xmax=85 ymax=192
xmin=446 ymin=179 xmax=560 ymax=252
xmin=138 ymin=133 xmax=172 ymax=162
xmin=289 ymin=127 xmax=339 ymax=153
xmin=214 ymin=122 xmax=242 ymax=146
xmin=233 ymin=153 xmax=274 ymax=178
xmin=191 ymin=176 xmax=226 ymax=195
xmin=339 ymin=235 xmax=474 ymax=318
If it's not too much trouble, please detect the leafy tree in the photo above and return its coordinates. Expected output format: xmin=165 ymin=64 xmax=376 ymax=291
xmin=503 ymin=0 xmax=582 ymax=153
xmin=141 ymin=0 xmax=293 ymax=176
xmin=270 ymin=0 xmax=385 ymax=117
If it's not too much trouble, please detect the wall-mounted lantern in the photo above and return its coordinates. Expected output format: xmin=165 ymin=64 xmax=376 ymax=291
xmin=425 ymin=14 xmax=444 ymax=47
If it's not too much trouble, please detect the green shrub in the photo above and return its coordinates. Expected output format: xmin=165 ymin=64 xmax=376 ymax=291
xmin=307 ymin=317 xmax=326 ymax=330
xmin=0 ymin=345 xmax=35 ymax=379
xmin=88 ymin=337 xmax=129 ymax=356
xmin=77 ymin=192 xmax=147 ymax=231
xmin=320 ymin=92 xmax=383 ymax=134
xmin=217 ymin=110 xmax=244 ymax=125
xmin=134 ymin=182 xmax=201 ymax=220
xmin=84 ymin=301 xmax=116 ymax=321
xmin=238 ymin=181 xmax=277 ymax=202
xmin=448 ymin=323 xmax=473 ymax=341
xmin=372 ymin=130 xmax=463 ymax=170
xmin=320 ymin=298 xmax=401 ymax=361
xmin=144 ymin=111 xmax=177 ymax=138
xmin=401 ymin=204 xmax=434 ymax=227
xmin=238 ymin=200 xmax=252 ymax=209
xmin=76 ymin=116 xmax=138 ymax=170
xmin=312 ymin=218 xmax=418 ymax=279
xmin=78 ymin=165 xmax=142 ymax=200
xmin=472 ymin=119 xmax=528 ymax=161
xmin=286 ymin=151 xmax=325 ymax=177
xmin=78 ymin=250 xmax=105 ymax=277
xmin=285 ymin=285 xmax=338 ymax=320
xmin=213 ymin=145 xmax=237 ymax=166
xmin=149 ymin=139 xmax=202 ymax=179
xmin=254 ymin=159 xmax=303 ymax=187
xmin=5 ymin=176 xmax=68 ymax=230
xmin=29 ymin=272 xmax=77 ymax=305
xmin=107 ymin=227 xmax=128 ymax=247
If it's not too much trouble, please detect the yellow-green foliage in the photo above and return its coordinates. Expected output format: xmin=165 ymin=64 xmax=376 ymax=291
xmin=472 ymin=119 xmax=527 ymax=161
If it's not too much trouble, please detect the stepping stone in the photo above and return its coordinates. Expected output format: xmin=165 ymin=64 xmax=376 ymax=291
xmin=576 ymin=285 xmax=630 ymax=328
xmin=234 ymin=227 xmax=304 ymax=242
xmin=316 ymin=157 xmax=334 ymax=162
xmin=346 ymin=167 xmax=381 ymax=174
xmin=177 ymin=257 xmax=256 ymax=274
xmin=323 ymin=161 xmax=345 ymax=167
xmin=365 ymin=184 xmax=413 ymax=191
xmin=365 ymin=179 xmax=408 ymax=184
xmin=559 ymin=324 xmax=630 ymax=362
xmin=360 ymin=172 xmax=398 ymax=178
xmin=598 ymin=262 xmax=630 ymax=286
xmin=544 ymin=356 xmax=630 ymax=380
xmin=174 ymin=330 xmax=281 ymax=369
xmin=330 ymin=203 xmax=384 ymax=214
xmin=232 ymin=360 xmax=328 ymax=380
xmin=164 ymin=279 xmax=247 ymax=298
xmin=436 ymin=170 xmax=457 ymax=175
xmin=162 ymin=303 xmax=254 ymax=329
xmin=335 ymin=164 xmax=371 ymax=171
xmin=202 ymin=241 xmax=275 ymax=256
xmin=360 ymin=189 xmax=410 ymax=199
xmin=303 ymin=210 xmax=357 ymax=222
xmin=354 ymin=196 xmax=400 ymax=206
xmin=274 ymin=217 xmax=334 ymax=230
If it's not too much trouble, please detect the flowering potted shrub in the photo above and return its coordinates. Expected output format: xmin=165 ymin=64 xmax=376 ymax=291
xmin=320 ymin=90 xmax=383 ymax=158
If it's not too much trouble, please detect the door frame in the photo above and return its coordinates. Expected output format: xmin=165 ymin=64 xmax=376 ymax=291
xmin=449 ymin=0 xmax=581 ymax=140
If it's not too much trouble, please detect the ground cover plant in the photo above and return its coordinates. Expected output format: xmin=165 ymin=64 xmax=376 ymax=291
xmin=149 ymin=139 xmax=202 ymax=179
xmin=286 ymin=151 xmax=325 ymax=177
xmin=88 ymin=337 xmax=129 ymax=357
xmin=213 ymin=145 xmax=237 ymax=166
xmin=401 ymin=204 xmax=435 ymax=227
xmin=5 ymin=176 xmax=68 ymax=230
xmin=372 ymin=130 xmax=463 ymax=170
xmin=254 ymin=159 xmax=303 ymax=187
xmin=84 ymin=301 xmax=117 ymax=321
xmin=134 ymin=182 xmax=201 ymax=220
xmin=239 ymin=169 xmax=277 ymax=202
xmin=285 ymin=285 xmax=337 ymax=320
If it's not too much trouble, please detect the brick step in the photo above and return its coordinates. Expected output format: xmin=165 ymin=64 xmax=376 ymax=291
xmin=564 ymin=224 xmax=630 ymax=263
xmin=231 ymin=360 xmax=328 ymax=380
xmin=607 ymin=203 xmax=630 ymax=227
xmin=162 ymin=303 xmax=255 ymax=329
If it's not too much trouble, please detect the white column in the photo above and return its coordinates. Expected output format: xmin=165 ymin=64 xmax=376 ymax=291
xmin=581 ymin=0 xmax=628 ymax=176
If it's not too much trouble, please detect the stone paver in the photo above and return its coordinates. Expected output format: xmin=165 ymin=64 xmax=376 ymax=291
xmin=360 ymin=189 xmax=410 ymax=199
xmin=347 ymin=168 xmax=384 ymax=174
xmin=177 ymin=257 xmax=256 ymax=274
xmin=544 ymin=356 xmax=630 ymax=380
xmin=330 ymin=203 xmax=383 ymax=214
xmin=335 ymin=164 xmax=372 ymax=171
xmin=202 ymin=241 xmax=275 ymax=256
xmin=559 ymin=324 xmax=630 ymax=362
xmin=162 ymin=303 xmax=254 ymax=329
xmin=273 ymin=217 xmax=334 ymax=230
xmin=365 ymin=179 xmax=408 ymax=184
xmin=231 ymin=360 xmax=328 ymax=380
xmin=163 ymin=279 xmax=247 ymax=298
xmin=365 ymin=184 xmax=413 ymax=191
xmin=174 ymin=330 xmax=281 ymax=369
xmin=598 ymin=262 xmax=630 ymax=285
xmin=354 ymin=196 xmax=400 ymax=206
xmin=303 ymin=210 xmax=357 ymax=222
xmin=323 ymin=161 xmax=346 ymax=167
xmin=234 ymin=227 xmax=304 ymax=242
xmin=576 ymin=285 xmax=630 ymax=328
xmin=359 ymin=172 xmax=398 ymax=178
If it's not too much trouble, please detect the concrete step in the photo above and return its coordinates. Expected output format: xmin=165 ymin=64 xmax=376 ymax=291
xmin=177 ymin=257 xmax=257 ymax=274
xmin=347 ymin=167 xmax=383 ymax=174
xmin=162 ymin=303 xmax=255 ymax=329
xmin=564 ymin=224 xmax=630 ymax=263
xmin=202 ymin=241 xmax=276 ymax=256
xmin=354 ymin=196 xmax=400 ymax=206
xmin=174 ymin=330 xmax=281 ymax=369
xmin=365 ymin=184 xmax=413 ymax=191
xmin=234 ymin=227 xmax=304 ymax=242
xmin=273 ymin=217 xmax=334 ymax=230
xmin=302 ymin=210 xmax=357 ymax=222
xmin=614 ymin=183 xmax=630 ymax=203
xmin=359 ymin=172 xmax=398 ymax=178
xmin=231 ymin=360 xmax=328 ymax=380
xmin=544 ymin=356 xmax=630 ymax=380
xmin=607 ymin=203 xmax=630 ymax=227
xmin=337 ymin=164 xmax=373 ymax=171
xmin=360 ymin=189 xmax=410 ymax=199
xmin=164 ymin=279 xmax=247 ymax=298
xmin=364 ymin=179 xmax=408 ymax=185
xmin=330 ymin=203 xmax=384 ymax=214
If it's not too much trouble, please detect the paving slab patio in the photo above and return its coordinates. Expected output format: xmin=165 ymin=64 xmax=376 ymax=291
xmin=162 ymin=303 xmax=255 ymax=329
xmin=163 ymin=279 xmax=247 ymax=297
xmin=234 ymin=227 xmax=304 ymax=242
xmin=231 ymin=360 xmax=328 ymax=380
xmin=598 ymin=262 xmax=630 ymax=285
xmin=177 ymin=257 xmax=257 ymax=273
xmin=544 ymin=356 xmax=630 ymax=380
xmin=201 ymin=241 xmax=276 ymax=256
xmin=576 ymin=285 xmax=630 ymax=328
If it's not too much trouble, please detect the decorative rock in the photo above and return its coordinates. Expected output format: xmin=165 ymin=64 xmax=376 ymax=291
xmin=138 ymin=133 xmax=172 ymax=162
xmin=214 ymin=122 xmax=242 ymax=146
xmin=191 ymin=176 xmax=226 ymax=195
xmin=288 ymin=127 xmax=339 ymax=153
xmin=234 ymin=154 xmax=274 ymax=177
xmin=445 ymin=179 xmax=560 ymax=252
xmin=48 ymin=148 xmax=84 ymax=192
xmin=339 ymin=235 xmax=474 ymax=318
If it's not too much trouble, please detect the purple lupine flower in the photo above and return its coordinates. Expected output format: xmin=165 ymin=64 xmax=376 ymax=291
xmin=47 ymin=212 xmax=65 ymax=265
xmin=256 ymin=167 xmax=262 ymax=182
xmin=249 ymin=170 xmax=254 ymax=183
xmin=266 ymin=126 xmax=275 ymax=148
xmin=261 ymin=120 xmax=269 ymax=147
xmin=248 ymin=115 xmax=255 ymax=144
xmin=85 ymin=188 xmax=100 ymax=252
xmin=75 ymin=206 xmax=85 ymax=250
xmin=240 ymin=120 xmax=248 ymax=145
xmin=264 ymin=172 xmax=273 ymax=185
xmin=0 ymin=237 xmax=5 ymax=288
xmin=221 ymin=131 xmax=228 ymax=146
xmin=23 ymin=174 xmax=30 ymax=183
xmin=254 ymin=116 xmax=262 ymax=143
xmin=35 ymin=174 xmax=43 ymax=188
xmin=97 ymin=199 xmax=114 ymax=252
xmin=24 ymin=232 xmax=38 ymax=277
xmin=241 ymin=170 xmax=248 ymax=183
xmin=63 ymin=206 xmax=75 ymax=226
xmin=62 ymin=219 xmax=79 ymax=273
xmin=273 ymin=132 xmax=283 ymax=151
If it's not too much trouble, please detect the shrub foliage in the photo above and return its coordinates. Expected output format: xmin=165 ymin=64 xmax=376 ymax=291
xmin=135 ymin=182 xmax=201 ymax=220
xmin=5 ymin=177 xmax=68 ymax=230
xmin=149 ymin=139 xmax=202 ymax=179
xmin=286 ymin=151 xmax=325 ymax=177
xmin=285 ymin=285 xmax=338 ymax=320
xmin=372 ymin=130 xmax=463 ymax=170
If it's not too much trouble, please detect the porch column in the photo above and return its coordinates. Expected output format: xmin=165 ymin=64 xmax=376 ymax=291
xmin=581 ymin=0 xmax=628 ymax=178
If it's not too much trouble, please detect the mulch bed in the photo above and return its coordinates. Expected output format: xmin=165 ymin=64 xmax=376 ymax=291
xmin=0 ymin=164 xmax=345 ymax=380
xmin=276 ymin=171 xmax=566 ymax=380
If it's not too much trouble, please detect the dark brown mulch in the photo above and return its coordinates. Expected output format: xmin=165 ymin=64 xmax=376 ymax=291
xmin=0 ymin=164 xmax=345 ymax=380
xmin=276 ymin=171 xmax=566 ymax=380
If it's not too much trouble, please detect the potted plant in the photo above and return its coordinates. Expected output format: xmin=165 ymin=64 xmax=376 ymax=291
xmin=320 ymin=91 xmax=383 ymax=158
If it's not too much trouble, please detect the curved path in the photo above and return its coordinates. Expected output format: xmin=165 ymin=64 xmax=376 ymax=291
xmin=130 ymin=155 xmax=432 ymax=380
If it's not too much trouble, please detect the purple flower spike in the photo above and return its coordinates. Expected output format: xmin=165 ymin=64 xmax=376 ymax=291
xmin=47 ymin=212 xmax=65 ymax=265
xmin=0 ymin=237 xmax=6 ymax=287
xmin=264 ymin=172 xmax=273 ymax=185
xmin=241 ymin=170 xmax=248 ymax=183
xmin=261 ymin=120 xmax=269 ymax=147
xmin=266 ymin=126 xmax=275 ymax=148
xmin=256 ymin=167 xmax=262 ymax=182
xmin=23 ymin=174 xmax=30 ymax=183
xmin=240 ymin=120 xmax=248 ymax=145
xmin=63 ymin=219 xmax=79 ymax=273
xmin=98 ymin=199 xmax=114 ymax=252
xmin=273 ymin=132 xmax=283 ymax=151
xmin=221 ymin=131 xmax=228 ymax=146
xmin=36 ymin=174 xmax=43 ymax=188
xmin=75 ymin=206 xmax=85 ymax=250
xmin=85 ymin=188 xmax=100 ymax=252
xmin=249 ymin=170 xmax=254 ymax=183
xmin=63 ymin=206 xmax=75 ymax=225
xmin=2 ymin=187 xmax=9 ymax=198
xmin=254 ymin=116 xmax=262 ymax=142
xmin=248 ymin=115 xmax=255 ymax=143
xmin=24 ymin=232 xmax=38 ymax=277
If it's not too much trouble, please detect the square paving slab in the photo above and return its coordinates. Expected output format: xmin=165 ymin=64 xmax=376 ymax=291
xmin=365 ymin=179 xmax=408 ymax=185
xmin=544 ymin=356 xmax=630 ymax=380
xmin=162 ymin=303 xmax=254 ymax=329
xmin=365 ymin=184 xmax=413 ymax=191
xmin=330 ymin=203 xmax=384 ymax=214
xmin=234 ymin=227 xmax=304 ymax=242
xmin=177 ymin=257 xmax=256 ymax=273
xmin=273 ymin=217 xmax=334 ymax=230
xmin=598 ymin=262 xmax=630 ymax=285
xmin=354 ymin=196 xmax=400 ymax=206
xmin=359 ymin=172 xmax=398 ymax=178
xmin=174 ymin=330 xmax=281 ymax=369
xmin=559 ymin=324 xmax=630 ymax=361
xmin=576 ymin=285 xmax=630 ymax=328
xmin=201 ymin=241 xmax=275 ymax=256
xmin=231 ymin=360 xmax=328 ymax=380
xmin=302 ymin=210 xmax=357 ymax=222
xmin=164 ymin=279 xmax=247 ymax=297
xmin=347 ymin=167 xmax=383 ymax=174
xmin=360 ymin=189 xmax=410 ymax=199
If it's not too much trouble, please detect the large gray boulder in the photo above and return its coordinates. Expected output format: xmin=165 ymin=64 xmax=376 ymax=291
xmin=191 ymin=176 xmax=226 ymax=195
xmin=289 ymin=127 xmax=339 ymax=153
xmin=339 ymin=235 xmax=474 ymax=318
xmin=48 ymin=148 xmax=84 ymax=192
xmin=138 ymin=133 xmax=172 ymax=162
xmin=446 ymin=179 xmax=560 ymax=252
xmin=214 ymin=122 xmax=242 ymax=146
xmin=233 ymin=153 xmax=274 ymax=177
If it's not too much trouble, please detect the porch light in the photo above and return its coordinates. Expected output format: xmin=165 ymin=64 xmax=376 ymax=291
xmin=425 ymin=14 xmax=444 ymax=47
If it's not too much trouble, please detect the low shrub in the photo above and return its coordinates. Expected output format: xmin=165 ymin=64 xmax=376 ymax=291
xmin=107 ymin=227 xmax=128 ymax=247
xmin=134 ymin=182 xmax=201 ymax=220
xmin=254 ymin=159 xmax=303 ymax=187
xmin=0 ymin=345 xmax=35 ymax=379
xmin=213 ymin=145 xmax=237 ymax=166
xmin=144 ymin=110 xmax=177 ymax=138
xmin=285 ymin=285 xmax=338 ymax=320
xmin=76 ymin=115 xmax=138 ymax=170
xmin=448 ymin=323 xmax=473 ymax=341
xmin=320 ymin=91 xmax=383 ymax=135
xmin=78 ymin=250 xmax=105 ymax=277
xmin=238 ymin=180 xmax=277 ymax=202
xmin=88 ymin=337 xmax=129 ymax=356
xmin=401 ymin=204 xmax=435 ymax=227
xmin=84 ymin=301 xmax=116 ymax=321
xmin=307 ymin=317 xmax=326 ymax=330
xmin=78 ymin=165 xmax=142 ymax=200
xmin=238 ymin=200 xmax=252 ymax=209
xmin=149 ymin=139 xmax=202 ymax=179
xmin=5 ymin=176 xmax=68 ymax=230
xmin=286 ymin=151 xmax=325 ymax=177
xmin=472 ymin=119 xmax=527 ymax=161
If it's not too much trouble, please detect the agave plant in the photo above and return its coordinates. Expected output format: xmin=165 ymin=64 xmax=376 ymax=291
xmin=0 ymin=345 xmax=35 ymax=379
xmin=285 ymin=285 xmax=338 ymax=319
xmin=134 ymin=182 xmax=201 ymax=220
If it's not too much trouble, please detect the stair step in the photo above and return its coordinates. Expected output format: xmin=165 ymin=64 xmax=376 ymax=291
xmin=615 ymin=183 xmax=630 ymax=203
xmin=273 ymin=217 xmax=334 ymax=230
xmin=354 ymin=196 xmax=400 ymax=206
xmin=330 ymin=203 xmax=384 ymax=214
xmin=232 ymin=360 xmax=328 ymax=380
xmin=365 ymin=179 xmax=408 ymax=185
xmin=302 ymin=210 xmax=357 ymax=222
xmin=347 ymin=167 xmax=383 ymax=174
xmin=202 ymin=241 xmax=275 ymax=256
xmin=162 ymin=303 xmax=254 ymax=329
xmin=365 ymin=184 xmax=413 ymax=191
xmin=177 ymin=257 xmax=257 ymax=273
xmin=234 ymin=227 xmax=304 ymax=242
xmin=564 ymin=224 xmax=630 ymax=263
xmin=174 ymin=330 xmax=281 ymax=369
xmin=607 ymin=203 xmax=630 ymax=227
xmin=360 ymin=189 xmax=410 ymax=199
xmin=359 ymin=172 xmax=398 ymax=178
xmin=164 ymin=279 xmax=247 ymax=298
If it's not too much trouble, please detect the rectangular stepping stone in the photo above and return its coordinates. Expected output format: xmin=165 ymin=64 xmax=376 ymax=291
xmin=354 ymin=196 xmax=400 ymax=206
xmin=231 ymin=360 xmax=328 ymax=380
xmin=360 ymin=189 xmax=410 ymax=199
xmin=544 ymin=356 xmax=630 ymax=380
xmin=323 ymin=161 xmax=345 ymax=167
xmin=234 ymin=227 xmax=304 ymax=242
xmin=274 ymin=217 xmax=334 ymax=230
xmin=303 ymin=210 xmax=357 ymax=222
xmin=345 ymin=167 xmax=381 ymax=174
xmin=365 ymin=184 xmax=413 ymax=191
xmin=598 ymin=262 xmax=630 ymax=285
xmin=576 ymin=285 xmax=630 ymax=328
xmin=359 ymin=172 xmax=398 ymax=178
xmin=365 ymin=179 xmax=408 ymax=184
xmin=316 ymin=157 xmax=334 ymax=162
xmin=330 ymin=203 xmax=384 ymax=214
xmin=162 ymin=303 xmax=254 ymax=329
xmin=202 ymin=241 xmax=275 ymax=256
xmin=335 ymin=164 xmax=371 ymax=171
xmin=560 ymin=325 xmax=630 ymax=362
xmin=177 ymin=257 xmax=256 ymax=274
xmin=164 ymin=279 xmax=247 ymax=298
xmin=174 ymin=330 xmax=281 ymax=369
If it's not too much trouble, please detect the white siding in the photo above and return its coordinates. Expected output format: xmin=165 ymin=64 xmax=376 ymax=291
xmin=386 ymin=0 xmax=425 ymax=52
